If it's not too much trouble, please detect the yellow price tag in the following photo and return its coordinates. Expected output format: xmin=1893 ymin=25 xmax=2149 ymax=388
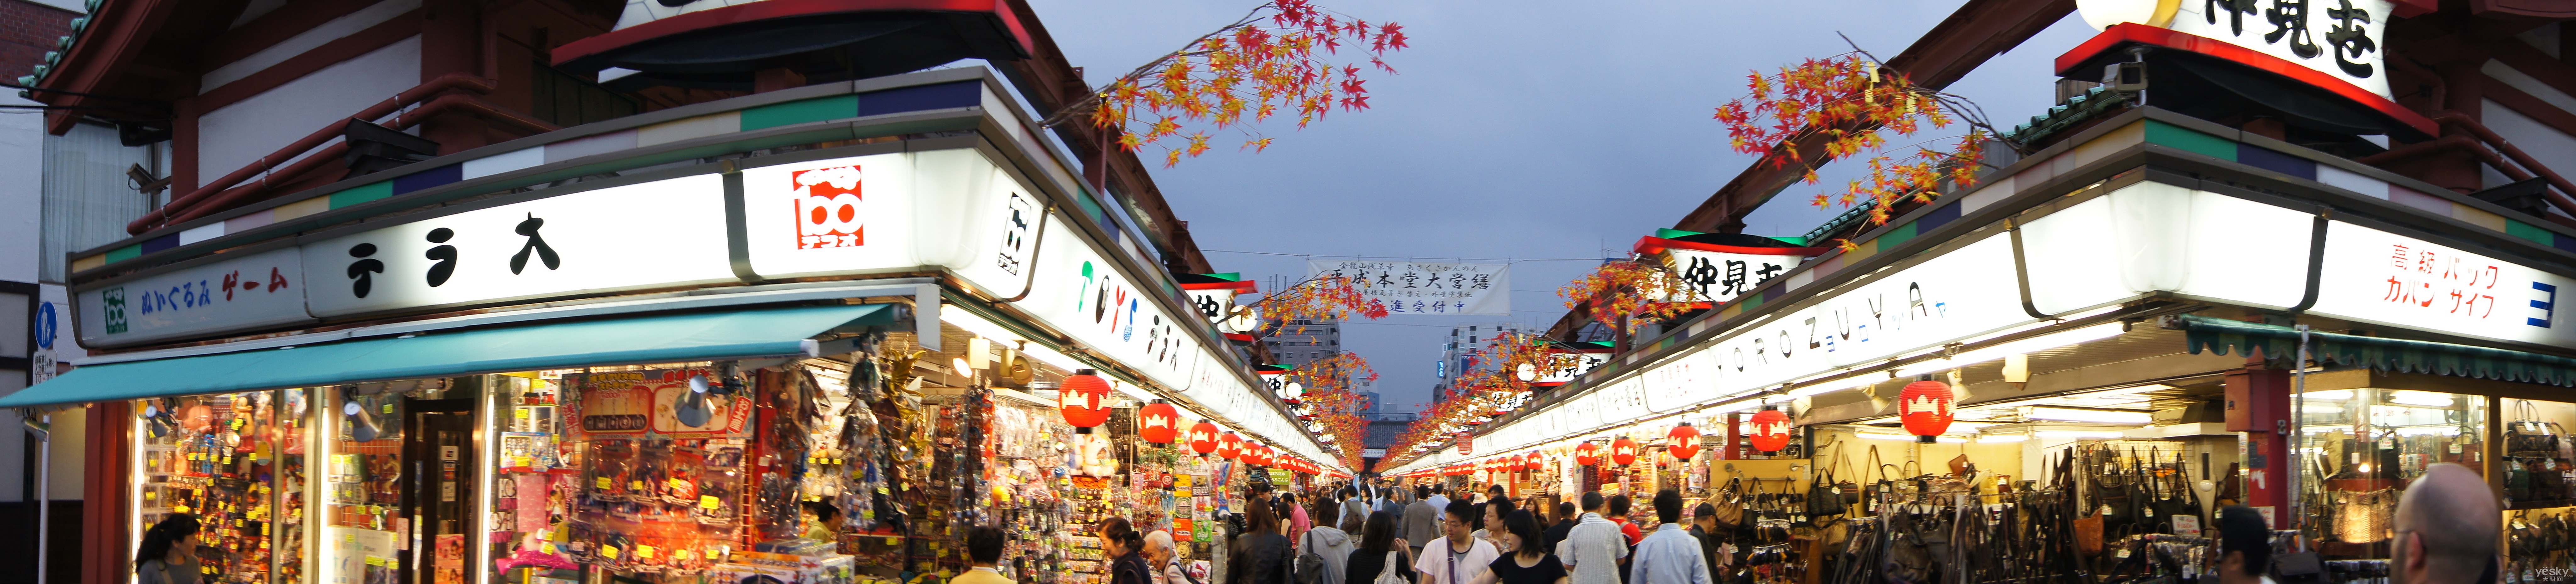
xmin=667 ymin=478 xmax=690 ymax=490
xmin=541 ymin=542 xmax=556 ymax=554
xmin=596 ymin=477 xmax=611 ymax=490
xmin=699 ymin=495 xmax=721 ymax=509
xmin=601 ymin=546 xmax=619 ymax=559
xmin=675 ymin=549 xmax=696 ymax=561
xmin=635 ymin=545 xmax=656 ymax=559
xmin=364 ymin=557 xmax=385 ymax=567
xmin=629 ymin=480 xmax=645 ymax=491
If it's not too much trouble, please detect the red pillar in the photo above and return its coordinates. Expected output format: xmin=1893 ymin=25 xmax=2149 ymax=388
xmin=82 ymin=401 xmax=130 ymax=584
xmin=2224 ymin=363 xmax=2292 ymax=527
xmin=1724 ymin=412 xmax=1742 ymax=460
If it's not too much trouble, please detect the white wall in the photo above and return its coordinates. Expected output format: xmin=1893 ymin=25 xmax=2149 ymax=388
xmin=197 ymin=35 xmax=420 ymax=183
xmin=0 ymin=94 xmax=44 ymax=283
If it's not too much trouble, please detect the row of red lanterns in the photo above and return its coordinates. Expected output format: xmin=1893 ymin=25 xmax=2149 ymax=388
xmin=1068 ymin=369 xmax=1339 ymax=472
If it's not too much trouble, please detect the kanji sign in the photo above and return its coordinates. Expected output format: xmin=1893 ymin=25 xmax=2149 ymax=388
xmin=2311 ymin=221 xmax=2576 ymax=346
xmin=2088 ymin=0 xmax=2393 ymax=98
xmin=1307 ymin=261 xmax=1510 ymax=316
xmin=75 ymin=248 xmax=312 ymax=347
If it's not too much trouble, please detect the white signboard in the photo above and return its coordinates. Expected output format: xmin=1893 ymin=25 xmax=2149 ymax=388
xmin=2108 ymin=0 xmax=2394 ymax=98
xmin=740 ymin=150 xmax=1037 ymax=297
xmin=78 ymin=247 xmax=312 ymax=346
xmin=2309 ymin=221 xmax=2576 ymax=346
xmin=1308 ymin=261 xmax=1510 ymax=316
xmin=1663 ymin=247 xmax=1810 ymax=305
xmin=304 ymin=175 xmax=735 ymax=317
xmin=1642 ymin=349 xmax=1723 ymax=413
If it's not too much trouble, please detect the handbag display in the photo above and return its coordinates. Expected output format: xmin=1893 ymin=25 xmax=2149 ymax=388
xmin=2331 ymin=489 xmax=2397 ymax=543
xmin=1809 ymin=441 xmax=1850 ymax=518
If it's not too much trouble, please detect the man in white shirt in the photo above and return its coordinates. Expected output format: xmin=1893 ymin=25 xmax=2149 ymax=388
xmin=1555 ymin=491 xmax=1629 ymax=584
xmin=1626 ymin=490 xmax=1709 ymax=584
xmin=1413 ymin=500 xmax=1500 ymax=584
xmin=1424 ymin=486 xmax=1451 ymax=514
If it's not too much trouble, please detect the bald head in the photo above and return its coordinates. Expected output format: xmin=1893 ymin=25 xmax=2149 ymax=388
xmin=2392 ymin=463 xmax=2498 ymax=584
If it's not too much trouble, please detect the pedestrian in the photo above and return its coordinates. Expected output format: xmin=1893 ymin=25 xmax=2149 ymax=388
xmin=1146 ymin=531 xmax=1198 ymax=584
xmin=1287 ymin=493 xmax=1314 ymax=541
xmin=2391 ymin=463 xmax=2501 ymax=584
xmin=134 ymin=514 xmax=202 ymax=584
xmin=801 ymin=500 xmax=844 ymax=541
xmin=1104 ymin=518 xmax=1158 ymax=584
xmin=1343 ymin=486 xmax=1370 ymax=525
xmin=1685 ymin=503 xmax=1728 ymax=580
xmin=954 ymin=526 xmax=1015 ymax=584
xmin=1541 ymin=502 xmax=1576 ymax=553
xmin=1607 ymin=495 xmax=1641 ymax=546
xmin=1414 ymin=500 xmax=1501 ymax=584
xmin=2212 ymin=507 xmax=2269 ymax=584
xmin=1426 ymin=486 xmax=1452 ymax=514
xmin=1463 ymin=510 xmax=1568 ymax=584
xmin=1486 ymin=485 xmax=1507 ymax=505
xmin=1624 ymin=491 xmax=1709 ymax=584
xmin=1298 ymin=499 xmax=1358 ymax=584
xmin=1380 ymin=482 xmax=1407 ymax=516
xmin=1230 ymin=499 xmax=1297 ymax=584
xmin=1553 ymin=492 xmax=1626 ymax=584
xmin=1475 ymin=498 xmax=1516 ymax=547
xmin=1404 ymin=486 xmax=1442 ymax=557
xmin=1346 ymin=510 xmax=1416 ymax=584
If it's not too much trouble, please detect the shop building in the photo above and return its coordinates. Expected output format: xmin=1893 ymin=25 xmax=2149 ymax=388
xmin=3 ymin=3 xmax=1347 ymax=584
xmin=1388 ymin=0 xmax=2576 ymax=580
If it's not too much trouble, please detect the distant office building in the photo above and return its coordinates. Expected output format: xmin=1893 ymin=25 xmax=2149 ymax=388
xmin=1431 ymin=321 xmax=1524 ymax=402
xmin=1264 ymin=319 xmax=1341 ymax=369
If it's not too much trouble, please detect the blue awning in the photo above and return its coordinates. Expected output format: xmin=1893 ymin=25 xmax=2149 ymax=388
xmin=0 ymin=303 xmax=897 ymax=408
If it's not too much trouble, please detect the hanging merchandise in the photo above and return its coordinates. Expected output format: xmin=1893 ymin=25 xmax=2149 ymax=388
xmin=1611 ymin=436 xmax=1638 ymax=466
xmin=1748 ymin=407 xmax=1792 ymax=453
xmin=1058 ymin=369 xmax=1113 ymax=431
xmin=1668 ymin=422 xmax=1701 ymax=461
xmin=1899 ymin=379 xmax=1956 ymax=443
xmin=1137 ymin=401 xmax=1181 ymax=445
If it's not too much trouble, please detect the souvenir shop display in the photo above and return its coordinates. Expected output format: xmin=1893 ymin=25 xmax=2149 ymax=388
xmin=135 ymin=389 xmax=307 ymax=584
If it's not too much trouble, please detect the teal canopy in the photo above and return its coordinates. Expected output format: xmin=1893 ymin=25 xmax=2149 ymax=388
xmin=2174 ymin=313 xmax=2576 ymax=387
xmin=0 ymin=303 xmax=898 ymax=407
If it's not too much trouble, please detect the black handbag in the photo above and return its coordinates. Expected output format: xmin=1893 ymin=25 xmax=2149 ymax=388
xmin=1808 ymin=443 xmax=1848 ymax=519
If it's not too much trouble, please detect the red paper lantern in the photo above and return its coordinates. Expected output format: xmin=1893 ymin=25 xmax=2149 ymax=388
xmin=1610 ymin=436 xmax=1638 ymax=466
xmin=1899 ymin=379 xmax=1957 ymax=443
xmin=1247 ymin=442 xmax=1270 ymax=466
xmin=1749 ymin=407 xmax=1793 ymax=453
xmin=1219 ymin=432 xmax=1244 ymax=460
xmin=1188 ymin=421 xmax=1221 ymax=454
xmin=1524 ymin=452 xmax=1540 ymax=471
xmin=1574 ymin=441 xmax=1601 ymax=466
xmin=1667 ymin=423 xmax=1701 ymax=461
xmin=1058 ymin=369 xmax=1114 ymax=432
xmin=1137 ymin=402 xmax=1181 ymax=445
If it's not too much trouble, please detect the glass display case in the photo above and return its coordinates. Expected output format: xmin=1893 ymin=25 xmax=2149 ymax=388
xmin=131 ymin=389 xmax=308 ymax=584
xmin=2293 ymin=388 xmax=2487 ymax=554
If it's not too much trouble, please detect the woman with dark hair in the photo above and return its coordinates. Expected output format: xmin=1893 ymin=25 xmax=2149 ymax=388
xmin=1344 ymin=510 xmax=1416 ymax=584
xmin=135 ymin=514 xmax=203 ymax=584
xmin=1102 ymin=517 xmax=1155 ymax=584
xmin=1231 ymin=500 xmax=1296 ymax=584
xmin=1464 ymin=510 xmax=1566 ymax=584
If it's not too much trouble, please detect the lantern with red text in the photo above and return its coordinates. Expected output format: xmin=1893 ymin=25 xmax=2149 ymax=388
xmin=1610 ymin=436 xmax=1638 ymax=466
xmin=1219 ymin=432 xmax=1244 ymax=460
xmin=1575 ymin=441 xmax=1601 ymax=466
xmin=1138 ymin=402 xmax=1181 ymax=445
xmin=1667 ymin=423 xmax=1701 ymax=461
xmin=1899 ymin=379 xmax=1956 ymax=443
xmin=1058 ymin=369 xmax=1114 ymax=432
xmin=1526 ymin=452 xmax=1542 ymax=471
xmin=1748 ymin=407 xmax=1794 ymax=453
xmin=1188 ymin=421 xmax=1221 ymax=455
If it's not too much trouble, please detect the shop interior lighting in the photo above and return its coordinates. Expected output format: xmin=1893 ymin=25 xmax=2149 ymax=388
xmin=1857 ymin=430 xmax=1967 ymax=443
xmin=1892 ymin=322 xmax=2127 ymax=378
xmin=2387 ymin=390 xmax=2457 ymax=407
xmin=2302 ymin=389 xmax=2355 ymax=401
xmin=2035 ymin=430 xmax=2128 ymax=439
xmin=2021 ymin=406 xmax=2152 ymax=424
xmin=1978 ymin=383 xmax=2175 ymax=410
xmin=2392 ymin=425 xmax=2461 ymax=436
xmin=1788 ymin=372 xmax=1885 ymax=397
xmin=1975 ymin=434 xmax=2028 ymax=443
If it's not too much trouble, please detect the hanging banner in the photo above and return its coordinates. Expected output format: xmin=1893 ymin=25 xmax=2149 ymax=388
xmin=1636 ymin=235 xmax=1825 ymax=306
xmin=1308 ymin=260 xmax=1510 ymax=316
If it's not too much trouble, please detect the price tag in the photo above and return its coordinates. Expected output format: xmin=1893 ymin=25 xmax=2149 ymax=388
xmin=541 ymin=542 xmax=556 ymax=554
xmin=381 ymin=403 xmax=392 ymax=414
xmin=365 ymin=557 xmax=385 ymax=567
xmin=636 ymin=545 xmax=656 ymax=559
xmin=596 ymin=477 xmax=612 ymax=490
xmin=700 ymin=495 xmax=721 ymax=509
xmin=675 ymin=549 xmax=696 ymax=561
xmin=630 ymin=480 xmax=645 ymax=491
xmin=668 ymin=478 xmax=691 ymax=491
xmin=601 ymin=546 xmax=620 ymax=559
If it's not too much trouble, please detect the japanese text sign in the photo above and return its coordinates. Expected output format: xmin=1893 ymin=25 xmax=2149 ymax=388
xmin=76 ymin=247 xmax=312 ymax=346
xmin=2154 ymin=0 xmax=2394 ymax=98
xmin=1307 ymin=261 xmax=1510 ymax=316
xmin=2310 ymin=221 xmax=2576 ymax=346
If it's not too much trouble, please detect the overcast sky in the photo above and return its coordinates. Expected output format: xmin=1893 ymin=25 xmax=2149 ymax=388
xmin=1019 ymin=0 xmax=2103 ymax=413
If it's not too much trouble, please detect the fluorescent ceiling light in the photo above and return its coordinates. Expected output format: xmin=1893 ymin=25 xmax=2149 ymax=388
xmin=2035 ymin=430 xmax=2126 ymax=438
xmin=1976 ymin=435 xmax=2028 ymax=443
xmin=1788 ymin=372 xmax=1884 ymax=396
xmin=1857 ymin=431 xmax=1964 ymax=443
xmin=1893 ymin=322 xmax=2127 ymax=377
xmin=2393 ymin=425 xmax=2459 ymax=436
xmin=2388 ymin=390 xmax=2456 ymax=407
xmin=2022 ymin=406 xmax=2152 ymax=424
xmin=2302 ymin=389 xmax=2354 ymax=401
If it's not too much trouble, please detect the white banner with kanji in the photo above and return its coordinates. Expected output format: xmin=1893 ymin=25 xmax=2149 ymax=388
xmin=1308 ymin=261 xmax=1511 ymax=316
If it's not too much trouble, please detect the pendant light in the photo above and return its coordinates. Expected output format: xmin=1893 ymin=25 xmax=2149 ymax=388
xmin=1188 ymin=420 xmax=1221 ymax=455
xmin=1138 ymin=401 xmax=1181 ymax=445
xmin=1059 ymin=369 xmax=1113 ymax=433
xmin=1749 ymin=407 xmax=1793 ymax=453
xmin=1610 ymin=436 xmax=1638 ymax=466
xmin=1666 ymin=422 xmax=1701 ymax=461
xmin=1900 ymin=379 xmax=1957 ymax=443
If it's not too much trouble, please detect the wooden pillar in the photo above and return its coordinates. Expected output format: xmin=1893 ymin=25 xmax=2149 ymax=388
xmin=80 ymin=402 xmax=128 ymax=584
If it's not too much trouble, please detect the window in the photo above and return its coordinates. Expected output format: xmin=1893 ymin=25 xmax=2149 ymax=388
xmin=1470 ymin=326 xmax=1479 ymax=331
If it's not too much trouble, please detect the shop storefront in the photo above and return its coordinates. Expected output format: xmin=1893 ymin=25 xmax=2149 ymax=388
xmin=1389 ymin=70 xmax=2576 ymax=584
xmin=7 ymin=68 xmax=1347 ymax=584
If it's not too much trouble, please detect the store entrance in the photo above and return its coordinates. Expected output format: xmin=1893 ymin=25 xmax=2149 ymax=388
xmin=402 ymin=400 xmax=476 ymax=584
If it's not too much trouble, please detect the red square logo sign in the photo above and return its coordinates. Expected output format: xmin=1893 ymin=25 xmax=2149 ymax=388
xmin=793 ymin=165 xmax=864 ymax=249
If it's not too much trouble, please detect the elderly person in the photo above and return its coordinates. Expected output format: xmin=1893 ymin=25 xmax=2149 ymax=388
xmin=1146 ymin=531 xmax=1199 ymax=584
xmin=2391 ymin=464 xmax=2500 ymax=584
